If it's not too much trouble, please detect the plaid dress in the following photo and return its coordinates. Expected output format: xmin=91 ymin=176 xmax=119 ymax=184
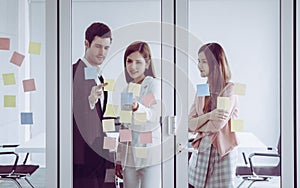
xmin=188 ymin=136 xmax=237 ymax=188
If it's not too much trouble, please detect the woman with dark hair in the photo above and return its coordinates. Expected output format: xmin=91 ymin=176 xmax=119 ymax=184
xmin=115 ymin=41 xmax=161 ymax=188
xmin=188 ymin=43 xmax=239 ymax=188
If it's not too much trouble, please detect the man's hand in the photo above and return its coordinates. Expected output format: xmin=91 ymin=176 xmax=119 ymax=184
xmin=88 ymin=83 xmax=108 ymax=105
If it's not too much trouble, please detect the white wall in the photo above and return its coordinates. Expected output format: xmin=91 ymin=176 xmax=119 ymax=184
xmin=188 ymin=0 xmax=280 ymax=146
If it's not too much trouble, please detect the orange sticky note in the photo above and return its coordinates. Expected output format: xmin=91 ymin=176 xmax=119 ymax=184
xmin=119 ymin=129 xmax=132 ymax=142
xmin=104 ymin=104 xmax=118 ymax=118
xmin=217 ymin=97 xmax=230 ymax=110
xmin=102 ymin=119 xmax=115 ymax=132
xmin=103 ymin=137 xmax=116 ymax=150
xmin=2 ymin=73 xmax=16 ymax=85
xmin=0 ymin=38 xmax=10 ymax=50
xmin=10 ymin=51 xmax=25 ymax=67
xmin=119 ymin=110 xmax=132 ymax=123
xmin=104 ymin=79 xmax=115 ymax=91
xmin=22 ymin=79 xmax=36 ymax=92
xmin=142 ymin=93 xmax=156 ymax=107
xmin=4 ymin=95 xmax=16 ymax=107
xmin=134 ymin=112 xmax=147 ymax=125
xmin=28 ymin=42 xmax=41 ymax=55
xmin=233 ymin=83 xmax=246 ymax=96
xmin=135 ymin=147 xmax=147 ymax=158
xmin=231 ymin=120 xmax=244 ymax=132
xmin=140 ymin=131 xmax=152 ymax=144
xmin=128 ymin=82 xmax=141 ymax=97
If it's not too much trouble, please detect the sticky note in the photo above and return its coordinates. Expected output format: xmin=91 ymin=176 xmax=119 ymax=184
xmin=23 ymin=79 xmax=36 ymax=92
xmin=233 ymin=83 xmax=247 ymax=96
xmin=0 ymin=38 xmax=10 ymax=50
xmin=84 ymin=67 xmax=98 ymax=80
xmin=128 ymin=82 xmax=141 ymax=97
xmin=134 ymin=113 xmax=147 ymax=125
xmin=121 ymin=92 xmax=133 ymax=107
xmin=197 ymin=84 xmax=210 ymax=96
xmin=140 ymin=131 xmax=152 ymax=144
xmin=28 ymin=42 xmax=41 ymax=55
xmin=142 ymin=93 xmax=156 ymax=107
xmin=102 ymin=119 xmax=115 ymax=132
xmin=231 ymin=119 xmax=244 ymax=132
xmin=2 ymin=73 xmax=16 ymax=85
xmin=135 ymin=147 xmax=147 ymax=158
xmin=104 ymin=79 xmax=115 ymax=91
xmin=103 ymin=137 xmax=116 ymax=150
xmin=21 ymin=112 xmax=33 ymax=124
xmin=10 ymin=51 xmax=25 ymax=67
xmin=119 ymin=110 xmax=132 ymax=123
xmin=104 ymin=104 xmax=118 ymax=117
xmin=4 ymin=95 xmax=16 ymax=107
xmin=119 ymin=129 xmax=132 ymax=142
xmin=217 ymin=97 xmax=230 ymax=110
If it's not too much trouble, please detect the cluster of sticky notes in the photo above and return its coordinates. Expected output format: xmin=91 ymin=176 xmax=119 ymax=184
xmin=197 ymin=84 xmax=210 ymax=96
xmin=1 ymin=37 xmax=41 ymax=128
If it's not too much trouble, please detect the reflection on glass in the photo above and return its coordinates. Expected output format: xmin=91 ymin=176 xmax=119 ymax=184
xmin=188 ymin=0 xmax=280 ymax=187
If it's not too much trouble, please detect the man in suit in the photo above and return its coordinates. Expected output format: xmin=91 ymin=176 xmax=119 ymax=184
xmin=73 ymin=22 xmax=112 ymax=188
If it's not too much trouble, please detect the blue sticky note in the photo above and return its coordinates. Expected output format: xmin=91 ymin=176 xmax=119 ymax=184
xmin=197 ymin=84 xmax=210 ymax=96
xmin=84 ymin=67 xmax=98 ymax=80
xmin=21 ymin=112 xmax=33 ymax=124
xmin=121 ymin=92 xmax=133 ymax=107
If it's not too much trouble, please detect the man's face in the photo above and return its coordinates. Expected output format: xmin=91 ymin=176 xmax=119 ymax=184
xmin=85 ymin=36 xmax=111 ymax=66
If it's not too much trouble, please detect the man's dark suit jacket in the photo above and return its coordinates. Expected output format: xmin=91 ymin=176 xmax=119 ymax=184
xmin=73 ymin=59 xmax=108 ymax=180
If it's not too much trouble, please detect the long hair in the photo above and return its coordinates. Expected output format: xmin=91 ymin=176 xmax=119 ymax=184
xmin=198 ymin=43 xmax=231 ymax=113
xmin=123 ymin=41 xmax=156 ymax=83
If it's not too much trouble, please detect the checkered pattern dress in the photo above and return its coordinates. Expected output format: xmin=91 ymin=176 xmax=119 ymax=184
xmin=188 ymin=136 xmax=237 ymax=188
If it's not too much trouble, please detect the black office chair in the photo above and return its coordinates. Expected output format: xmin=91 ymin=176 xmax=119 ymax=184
xmin=236 ymin=137 xmax=281 ymax=188
xmin=0 ymin=145 xmax=39 ymax=188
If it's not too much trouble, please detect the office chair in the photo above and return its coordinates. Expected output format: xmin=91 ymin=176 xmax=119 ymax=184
xmin=236 ymin=137 xmax=281 ymax=188
xmin=0 ymin=145 xmax=39 ymax=188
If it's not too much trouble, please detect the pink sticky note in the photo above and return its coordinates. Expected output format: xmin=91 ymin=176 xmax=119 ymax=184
xmin=0 ymin=38 xmax=10 ymax=50
xmin=119 ymin=129 xmax=132 ymax=142
xmin=103 ymin=137 xmax=116 ymax=150
xmin=142 ymin=93 xmax=156 ymax=107
xmin=140 ymin=131 xmax=152 ymax=144
xmin=23 ymin=79 xmax=36 ymax=92
xmin=10 ymin=51 xmax=25 ymax=67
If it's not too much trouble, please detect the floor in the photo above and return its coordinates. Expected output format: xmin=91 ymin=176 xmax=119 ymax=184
xmin=0 ymin=168 xmax=280 ymax=188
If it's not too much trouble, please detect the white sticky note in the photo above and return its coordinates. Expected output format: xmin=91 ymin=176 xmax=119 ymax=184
xmin=119 ymin=110 xmax=132 ymax=123
xmin=102 ymin=119 xmax=115 ymax=132
xmin=104 ymin=104 xmax=118 ymax=118
xmin=231 ymin=119 xmax=244 ymax=132
xmin=134 ymin=112 xmax=147 ymax=125
xmin=128 ymin=82 xmax=141 ymax=97
xmin=135 ymin=147 xmax=147 ymax=158
xmin=104 ymin=79 xmax=115 ymax=91
xmin=233 ymin=83 xmax=247 ymax=96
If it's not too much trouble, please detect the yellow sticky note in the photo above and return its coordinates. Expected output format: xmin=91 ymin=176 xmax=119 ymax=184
xmin=2 ymin=73 xmax=16 ymax=85
xmin=4 ymin=95 xmax=16 ymax=107
xmin=102 ymin=119 xmax=115 ymax=132
xmin=217 ymin=97 xmax=230 ymax=110
xmin=104 ymin=79 xmax=115 ymax=91
xmin=29 ymin=42 xmax=41 ymax=55
xmin=233 ymin=83 xmax=246 ymax=96
xmin=104 ymin=104 xmax=118 ymax=117
xmin=119 ymin=110 xmax=132 ymax=123
xmin=128 ymin=83 xmax=141 ymax=97
xmin=135 ymin=147 xmax=148 ymax=158
xmin=134 ymin=112 xmax=147 ymax=125
xmin=231 ymin=120 xmax=244 ymax=132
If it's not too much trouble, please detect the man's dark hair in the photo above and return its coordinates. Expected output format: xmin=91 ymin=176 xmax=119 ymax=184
xmin=85 ymin=22 xmax=112 ymax=45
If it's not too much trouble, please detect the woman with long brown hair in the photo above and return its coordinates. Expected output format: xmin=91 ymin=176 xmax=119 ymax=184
xmin=188 ymin=43 xmax=239 ymax=188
